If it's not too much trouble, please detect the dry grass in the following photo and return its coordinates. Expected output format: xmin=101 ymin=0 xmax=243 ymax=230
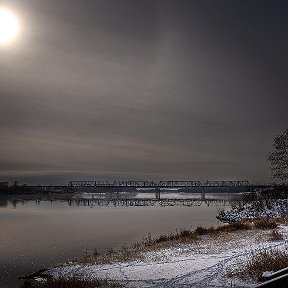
xmin=232 ymin=248 xmax=288 ymax=281
xmin=254 ymin=218 xmax=278 ymax=229
xmin=77 ymin=218 xmax=282 ymax=265
xmin=269 ymin=230 xmax=284 ymax=241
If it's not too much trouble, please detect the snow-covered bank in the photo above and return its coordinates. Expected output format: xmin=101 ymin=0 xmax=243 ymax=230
xmin=217 ymin=199 xmax=288 ymax=223
xmin=43 ymin=226 xmax=288 ymax=288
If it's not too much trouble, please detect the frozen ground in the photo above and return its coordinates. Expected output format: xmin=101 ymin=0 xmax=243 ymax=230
xmin=44 ymin=225 xmax=288 ymax=288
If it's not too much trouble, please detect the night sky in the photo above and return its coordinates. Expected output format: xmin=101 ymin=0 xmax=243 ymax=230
xmin=0 ymin=0 xmax=287 ymax=185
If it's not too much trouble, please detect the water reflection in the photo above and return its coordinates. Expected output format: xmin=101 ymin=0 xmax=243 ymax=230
xmin=0 ymin=198 xmax=8 ymax=207
xmin=0 ymin=191 xmax=241 ymax=209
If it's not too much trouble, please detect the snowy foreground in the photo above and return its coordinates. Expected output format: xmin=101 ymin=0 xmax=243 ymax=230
xmin=44 ymin=226 xmax=288 ymax=288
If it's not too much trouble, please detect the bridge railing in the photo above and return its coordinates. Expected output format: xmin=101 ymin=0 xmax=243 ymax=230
xmin=68 ymin=181 xmax=117 ymax=187
xmin=206 ymin=180 xmax=250 ymax=187
xmin=68 ymin=180 xmax=158 ymax=188
xmin=158 ymin=181 xmax=202 ymax=188
xmin=118 ymin=181 xmax=157 ymax=187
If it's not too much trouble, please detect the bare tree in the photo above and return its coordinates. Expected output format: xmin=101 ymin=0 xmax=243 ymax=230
xmin=268 ymin=127 xmax=288 ymax=183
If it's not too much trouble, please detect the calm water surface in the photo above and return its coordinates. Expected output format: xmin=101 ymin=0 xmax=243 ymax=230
xmin=0 ymin=192 xmax=235 ymax=288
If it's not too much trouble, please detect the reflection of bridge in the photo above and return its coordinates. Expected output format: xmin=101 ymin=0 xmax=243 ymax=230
xmin=1 ymin=197 xmax=239 ymax=209
xmin=66 ymin=198 xmax=234 ymax=207
xmin=68 ymin=180 xmax=251 ymax=188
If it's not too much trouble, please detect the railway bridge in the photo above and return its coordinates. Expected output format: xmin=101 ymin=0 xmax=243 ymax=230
xmin=68 ymin=180 xmax=251 ymax=188
xmin=23 ymin=180 xmax=282 ymax=200
xmin=67 ymin=180 xmax=252 ymax=200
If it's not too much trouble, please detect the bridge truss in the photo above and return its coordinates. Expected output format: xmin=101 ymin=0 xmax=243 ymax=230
xmin=68 ymin=180 xmax=251 ymax=188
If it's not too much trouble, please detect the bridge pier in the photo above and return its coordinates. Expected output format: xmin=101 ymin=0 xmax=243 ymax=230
xmin=155 ymin=188 xmax=161 ymax=200
xmin=201 ymin=189 xmax=206 ymax=201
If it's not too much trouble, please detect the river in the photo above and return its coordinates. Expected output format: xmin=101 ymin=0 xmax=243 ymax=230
xmin=0 ymin=192 xmax=239 ymax=288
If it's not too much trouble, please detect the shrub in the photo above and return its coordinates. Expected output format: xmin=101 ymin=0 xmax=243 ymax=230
xmin=194 ymin=226 xmax=208 ymax=235
xmin=216 ymin=221 xmax=252 ymax=233
xmin=254 ymin=219 xmax=278 ymax=229
xmin=154 ymin=234 xmax=169 ymax=243
xmin=235 ymin=248 xmax=288 ymax=281
xmin=179 ymin=229 xmax=193 ymax=237
xmin=269 ymin=230 xmax=283 ymax=241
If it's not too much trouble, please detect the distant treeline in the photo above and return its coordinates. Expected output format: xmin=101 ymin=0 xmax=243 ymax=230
xmin=0 ymin=184 xmax=38 ymax=194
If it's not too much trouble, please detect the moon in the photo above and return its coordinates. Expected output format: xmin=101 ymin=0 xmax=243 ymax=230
xmin=0 ymin=7 xmax=20 ymax=45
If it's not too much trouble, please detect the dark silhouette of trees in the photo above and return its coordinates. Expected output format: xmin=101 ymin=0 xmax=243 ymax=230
xmin=268 ymin=127 xmax=288 ymax=183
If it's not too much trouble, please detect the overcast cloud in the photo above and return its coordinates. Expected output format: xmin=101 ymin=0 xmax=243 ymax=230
xmin=0 ymin=0 xmax=287 ymax=184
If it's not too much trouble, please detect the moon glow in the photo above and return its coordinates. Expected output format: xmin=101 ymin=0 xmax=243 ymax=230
xmin=0 ymin=7 xmax=20 ymax=45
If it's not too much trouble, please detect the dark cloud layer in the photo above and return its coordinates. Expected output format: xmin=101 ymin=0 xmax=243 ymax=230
xmin=1 ymin=0 xmax=288 ymax=184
